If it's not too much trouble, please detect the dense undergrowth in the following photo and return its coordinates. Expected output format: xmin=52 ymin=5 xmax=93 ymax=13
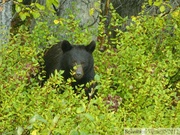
xmin=0 ymin=4 xmax=180 ymax=135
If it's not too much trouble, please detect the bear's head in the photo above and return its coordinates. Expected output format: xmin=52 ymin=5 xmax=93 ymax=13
xmin=60 ymin=40 xmax=96 ymax=81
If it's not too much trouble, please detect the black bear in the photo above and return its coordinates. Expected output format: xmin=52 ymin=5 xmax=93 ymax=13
xmin=43 ymin=40 xmax=96 ymax=99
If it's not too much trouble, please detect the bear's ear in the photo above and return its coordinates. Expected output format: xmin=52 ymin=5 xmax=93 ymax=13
xmin=85 ymin=41 xmax=96 ymax=53
xmin=61 ymin=40 xmax=73 ymax=52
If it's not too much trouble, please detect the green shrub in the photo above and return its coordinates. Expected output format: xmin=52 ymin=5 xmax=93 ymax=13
xmin=0 ymin=5 xmax=180 ymax=135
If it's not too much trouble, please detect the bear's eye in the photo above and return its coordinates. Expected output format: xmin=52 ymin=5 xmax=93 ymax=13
xmin=81 ymin=61 xmax=85 ymax=66
xmin=81 ymin=61 xmax=86 ymax=67
xmin=72 ymin=60 xmax=77 ymax=65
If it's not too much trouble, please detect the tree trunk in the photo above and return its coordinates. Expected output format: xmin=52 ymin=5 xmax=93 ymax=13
xmin=0 ymin=0 xmax=12 ymax=45
xmin=0 ymin=0 xmax=12 ymax=65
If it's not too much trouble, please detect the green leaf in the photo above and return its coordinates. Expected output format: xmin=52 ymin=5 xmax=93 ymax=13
xmin=35 ymin=3 xmax=45 ymax=10
xmin=16 ymin=126 xmax=23 ymax=135
xmin=29 ymin=114 xmax=47 ymax=124
xmin=17 ymin=0 xmax=23 ymax=2
xmin=19 ymin=12 xmax=27 ymax=21
xmin=15 ymin=5 xmax=21 ymax=13
xmin=32 ymin=11 xmax=40 ymax=19
xmin=76 ymin=106 xmax=85 ymax=113
xmin=94 ymin=74 xmax=100 ymax=81
xmin=154 ymin=1 xmax=162 ymax=7
xmin=160 ymin=5 xmax=165 ymax=13
xmin=76 ymin=101 xmax=86 ymax=114
xmin=84 ymin=113 xmax=94 ymax=121
xmin=52 ymin=0 xmax=59 ymax=7
xmin=148 ymin=0 xmax=152 ymax=5
xmin=52 ymin=115 xmax=60 ymax=126
xmin=79 ymin=130 xmax=89 ymax=135
xmin=70 ymin=130 xmax=79 ymax=135
xmin=89 ymin=8 xmax=94 ymax=16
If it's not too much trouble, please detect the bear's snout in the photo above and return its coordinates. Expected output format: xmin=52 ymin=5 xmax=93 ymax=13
xmin=73 ymin=65 xmax=84 ymax=80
